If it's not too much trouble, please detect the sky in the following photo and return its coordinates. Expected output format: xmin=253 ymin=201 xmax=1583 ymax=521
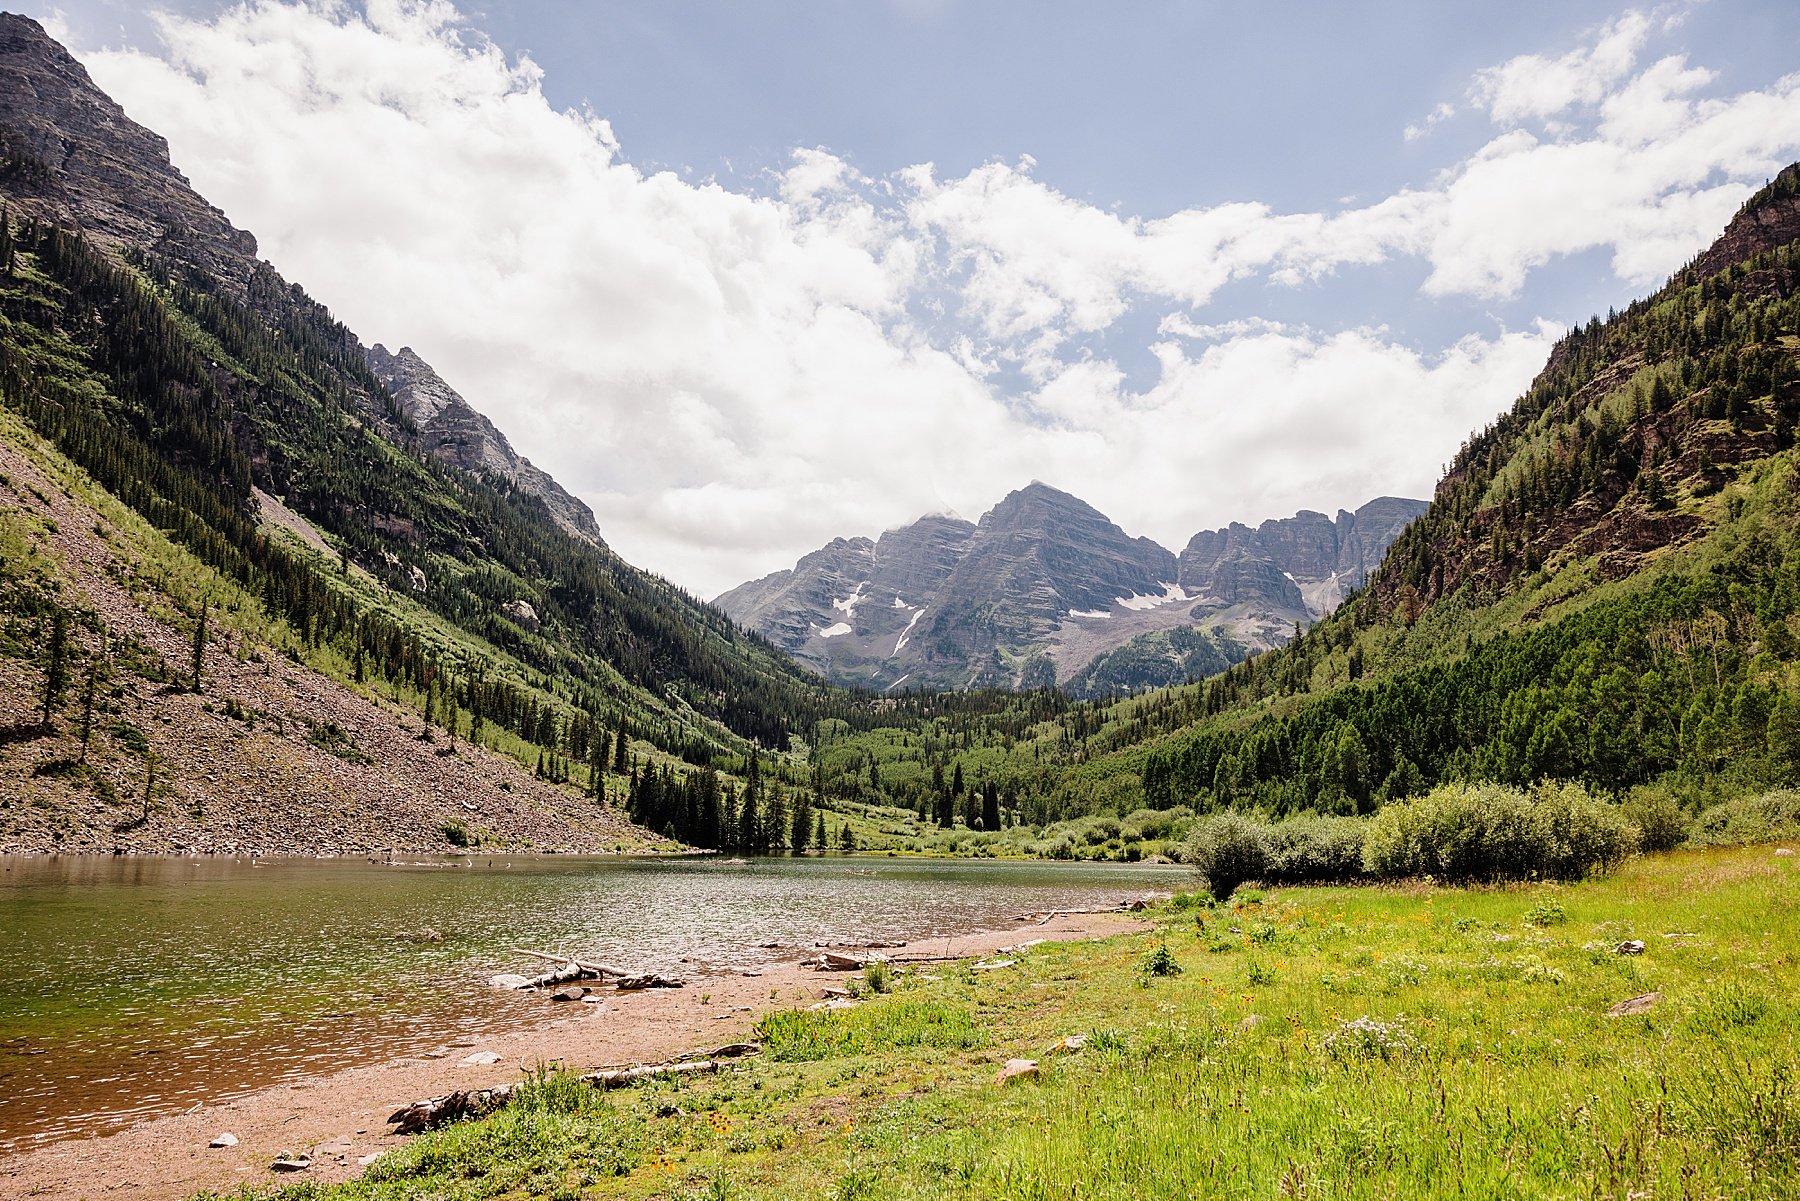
xmin=36 ymin=0 xmax=1800 ymax=597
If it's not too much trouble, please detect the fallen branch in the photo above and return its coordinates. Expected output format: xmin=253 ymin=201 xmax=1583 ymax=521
xmin=613 ymin=973 xmax=685 ymax=990
xmin=512 ymin=948 xmax=630 ymax=978
xmin=387 ymin=1059 xmax=727 ymax=1134
xmin=388 ymin=1085 xmax=518 ymax=1135
xmin=581 ymin=1060 xmax=720 ymax=1089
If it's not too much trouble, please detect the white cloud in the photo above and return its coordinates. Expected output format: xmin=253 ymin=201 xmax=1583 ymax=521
xmin=1471 ymin=11 xmax=1652 ymax=124
xmin=70 ymin=2 xmax=1800 ymax=596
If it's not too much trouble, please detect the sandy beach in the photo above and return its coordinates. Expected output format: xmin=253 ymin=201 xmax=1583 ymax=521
xmin=0 ymin=911 xmax=1148 ymax=1201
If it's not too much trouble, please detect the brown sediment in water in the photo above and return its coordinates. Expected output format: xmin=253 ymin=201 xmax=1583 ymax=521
xmin=0 ymin=912 xmax=1147 ymax=1201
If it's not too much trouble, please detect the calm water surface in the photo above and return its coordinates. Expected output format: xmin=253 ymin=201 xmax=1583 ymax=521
xmin=0 ymin=854 xmax=1188 ymax=1150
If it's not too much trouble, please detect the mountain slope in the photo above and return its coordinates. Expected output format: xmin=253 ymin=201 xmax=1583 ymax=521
xmin=720 ymin=485 xmax=1423 ymax=695
xmin=0 ymin=15 xmax=838 ymax=849
xmin=1113 ymin=166 xmax=1800 ymax=814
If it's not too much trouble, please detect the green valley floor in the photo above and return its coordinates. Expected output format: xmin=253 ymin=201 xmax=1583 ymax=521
xmin=187 ymin=843 xmax=1799 ymax=1200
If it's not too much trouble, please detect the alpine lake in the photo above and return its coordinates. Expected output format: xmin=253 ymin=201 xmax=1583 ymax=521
xmin=0 ymin=853 xmax=1189 ymax=1150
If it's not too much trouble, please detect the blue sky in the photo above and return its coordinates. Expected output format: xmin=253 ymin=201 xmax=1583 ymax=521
xmin=42 ymin=1 xmax=1800 ymax=594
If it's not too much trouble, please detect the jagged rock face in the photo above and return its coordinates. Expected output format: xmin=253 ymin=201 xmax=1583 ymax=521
xmin=1689 ymin=167 xmax=1800 ymax=281
xmin=1179 ymin=497 xmax=1426 ymax=617
xmin=0 ymin=14 xmax=259 ymax=293
xmin=868 ymin=515 xmax=976 ymax=601
xmin=0 ymin=14 xmax=599 ymax=542
xmin=715 ymin=537 xmax=880 ymax=654
xmin=720 ymin=483 xmax=1423 ymax=693
xmin=365 ymin=344 xmax=604 ymax=546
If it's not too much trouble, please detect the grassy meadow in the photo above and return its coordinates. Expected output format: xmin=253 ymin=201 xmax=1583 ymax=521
xmin=213 ymin=843 xmax=1800 ymax=1200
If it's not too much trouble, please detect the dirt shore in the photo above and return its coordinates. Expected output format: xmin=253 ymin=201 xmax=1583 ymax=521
xmin=0 ymin=911 xmax=1148 ymax=1201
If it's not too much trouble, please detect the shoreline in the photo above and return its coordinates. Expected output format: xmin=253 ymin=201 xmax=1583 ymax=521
xmin=0 ymin=911 xmax=1150 ymax=1201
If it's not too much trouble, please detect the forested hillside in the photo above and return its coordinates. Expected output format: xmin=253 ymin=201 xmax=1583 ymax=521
xmin=782 ymin=167 xmax=1800 ymax=853
xmin=0 ymin=15 xmax=860 ymax=850
xmin=1126 ymin=166 xmax=1800 ymax=815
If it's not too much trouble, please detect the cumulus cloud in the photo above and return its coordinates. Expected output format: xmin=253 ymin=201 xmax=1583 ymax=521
xmin=1471 ymin=11 xmax=1653 ymax=124
xmin=70 ymin=3 xmax=1800 ymax=595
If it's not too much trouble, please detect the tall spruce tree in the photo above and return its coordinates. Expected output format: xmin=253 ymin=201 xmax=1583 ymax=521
xmin=41 ymin=607 xmax=68 ymax=726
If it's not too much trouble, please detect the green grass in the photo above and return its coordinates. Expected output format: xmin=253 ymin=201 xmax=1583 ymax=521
xmin=219 ymin=844 xmax=1800 ymax=1200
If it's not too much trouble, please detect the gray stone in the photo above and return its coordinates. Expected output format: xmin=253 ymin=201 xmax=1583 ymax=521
xmin=1607 ymin=992 xmax=1663 ymax=1017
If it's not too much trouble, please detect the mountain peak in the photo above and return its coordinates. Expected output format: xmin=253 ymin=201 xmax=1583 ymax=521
xmin=0 ymin=13 xmax=260 ymax=291
xmin=982 ymin=481 xmax=1109 ymax=529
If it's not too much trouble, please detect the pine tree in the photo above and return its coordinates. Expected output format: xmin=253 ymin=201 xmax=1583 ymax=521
xmin=813 ymin=810 xmax=827 ymax=849
xmin=190 ymin=604 xmax=207 ymax=692
xmin=789 ymin=787 xmax=812 ymax=852
xmin=41 ymin=607 xmax=68 ymax=727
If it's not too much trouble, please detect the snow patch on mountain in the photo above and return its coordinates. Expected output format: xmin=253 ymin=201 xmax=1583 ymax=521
xmin=893 ymin=607 xmax=926 ymax=654
xmin=832 ymin=581 xmax=869 ymax=617
xmin=1117 ymin=583 xmax=1190 ymax=611
xmin=817 ymin=622 xmax=852 ymax=638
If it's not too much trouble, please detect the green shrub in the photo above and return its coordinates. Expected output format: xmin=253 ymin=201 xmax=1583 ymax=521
xmin=1265 ymin=815 xmax=1367 ymax=882
xmin=1121 ymin=805 xmax=1193 ymax=843
xmin=1690 ymin=790 xmax=1800 ymax=846
xmin=1180 ymin=811 xmax=1270 ymax=898
xmin=1622 ymin=786 xmax=1691 ymax=852
xmin=1362 ymin=781 xmax=1635 ymax=882
xmin=1522 ymin=898 xmax=1568 ymax=927
xmin=1138 ymin=943 xmax=1182 ymax=978
xmin=440 ymin=818 xmax=476 ymax=848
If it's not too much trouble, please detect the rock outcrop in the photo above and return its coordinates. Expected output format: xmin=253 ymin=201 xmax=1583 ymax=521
xmin=1179 ymin=497 xmax=1427 ymax=617
xmin=0 ymin=13 xmax=259 ymax=293
xmin=365 ymin=345 xmax=604 ymax=545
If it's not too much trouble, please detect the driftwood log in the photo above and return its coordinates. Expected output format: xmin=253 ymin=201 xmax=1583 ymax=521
xmin=511 ymin=948 xmax=631 ymax=978
xmin=580 ymin=1059 xmax=720 ymax=1089
xmin=388 ymin=1059 xmax=728 ymax=1133
xmin=388 ymin=1084 xmax=518 ymax=1135
xmin=502 ymin=950 xmax=682 ymax=990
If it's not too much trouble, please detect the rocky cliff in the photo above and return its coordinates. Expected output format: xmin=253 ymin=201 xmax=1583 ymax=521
xmin=0 ymin=14 xmax=258 ymax=293
xmin=1179 ymin=497 xmax=1427 ymax=617
xmin=365 ymin=344 xmax=604 ymax=545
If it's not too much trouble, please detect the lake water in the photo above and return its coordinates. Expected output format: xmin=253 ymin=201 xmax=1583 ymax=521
xmin=0 ymin=854 xmax=1189 ymax=1150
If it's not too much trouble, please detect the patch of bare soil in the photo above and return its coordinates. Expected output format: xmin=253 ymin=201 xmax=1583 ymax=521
xmin=0 ymin=432 xmax=656 ymax=855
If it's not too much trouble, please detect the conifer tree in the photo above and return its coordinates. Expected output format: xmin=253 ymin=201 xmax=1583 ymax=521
xmin=41 ymin=607 xmax=68 ymax=727
xmin=190 ymin=604 xmax=208 ymax=692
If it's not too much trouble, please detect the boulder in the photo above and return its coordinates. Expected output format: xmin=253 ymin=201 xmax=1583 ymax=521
xmin=209 ymin=1133 xmax=239 ymax=1149
xmin=269 ymin=1155 xmax=312 ymax=1173
xmin=500 ymin=599 xmax=541 ymax=632
xmin=1607 ymin=992 xmax=1663 ymax=1017
xmin=552 ymin=986 xmax=589 ymax=1002
xmin=458 ymin=1050 xmax=503 ymax=1066
xmin=996 ymin=1058 xmax=1039 ymax=1085
xmin=488 ymin=973 xmax=532 ymax=990
xmin=1615 ymin=940 xmax=1646 ymax=955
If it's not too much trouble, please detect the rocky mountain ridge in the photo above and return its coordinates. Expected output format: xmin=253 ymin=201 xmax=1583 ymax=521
xmin=0 ymin=14 xmax=822 ymax=852
xmin=365 ymin=344 xmax=604 ymax=545
xmin=717 ymin=485 xmax=1424 ymax=694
